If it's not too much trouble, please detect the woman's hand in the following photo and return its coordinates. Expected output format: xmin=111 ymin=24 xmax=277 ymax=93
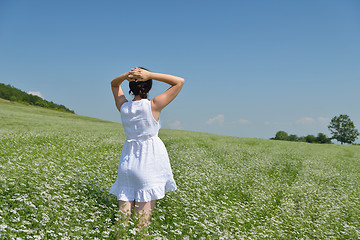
xmin=128 ymin=67 xmax=151 ymax=82
xmin=126 ymin=69 xmax=137 ymax=82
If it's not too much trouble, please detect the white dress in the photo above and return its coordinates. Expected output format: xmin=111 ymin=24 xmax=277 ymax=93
xmin=109 ymin=99 xmax=177 ymax=202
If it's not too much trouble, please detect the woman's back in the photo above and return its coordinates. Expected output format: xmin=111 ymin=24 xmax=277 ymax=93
xmin=120 ymin=99 xmax=160 ymax=141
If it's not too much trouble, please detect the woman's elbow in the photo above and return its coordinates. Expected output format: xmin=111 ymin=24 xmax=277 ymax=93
xmin=111 ymin=80 xmax=117 ymax=87
xmin=178 ymin=77 xmax=185 ymax=86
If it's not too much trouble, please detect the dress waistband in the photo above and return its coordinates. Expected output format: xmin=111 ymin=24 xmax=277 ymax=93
xmin=126 ymin=135 xmax=158 ymax=143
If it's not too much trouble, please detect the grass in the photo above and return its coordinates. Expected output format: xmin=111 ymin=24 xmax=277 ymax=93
xmin=1 ymin=99 xmax=359 ymax=239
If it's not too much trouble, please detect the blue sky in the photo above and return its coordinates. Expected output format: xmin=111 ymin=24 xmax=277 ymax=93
xmin=1 ymin=0 xmax=359 ymax=141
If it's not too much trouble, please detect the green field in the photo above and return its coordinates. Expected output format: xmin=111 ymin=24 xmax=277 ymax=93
xmin=1 ymin=99 xmax=359 ymax=239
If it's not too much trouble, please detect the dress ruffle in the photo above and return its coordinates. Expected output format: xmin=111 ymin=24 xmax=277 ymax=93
xmin=109 ymin=181 xmax=177 ymax=202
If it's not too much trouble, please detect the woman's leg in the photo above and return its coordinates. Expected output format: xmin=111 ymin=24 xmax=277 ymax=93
xmin=134 ymin=200 xmax=156 ymax=226
xmin=118 ymin=200 xmax=135 ymax=224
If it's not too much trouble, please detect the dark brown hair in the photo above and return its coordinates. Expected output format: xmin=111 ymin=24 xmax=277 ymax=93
xmin=129 ymin=67 xmax=153 ymax=99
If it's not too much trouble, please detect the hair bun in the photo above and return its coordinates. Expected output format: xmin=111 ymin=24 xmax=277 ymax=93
xmin=129 ymin=80 xmax=153 ymax=98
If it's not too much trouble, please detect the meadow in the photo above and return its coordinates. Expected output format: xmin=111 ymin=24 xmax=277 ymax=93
xmin=1 ymin=98 xmax=359 ymax=239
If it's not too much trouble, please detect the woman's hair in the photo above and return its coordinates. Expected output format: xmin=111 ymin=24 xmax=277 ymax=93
xmin=129 ymin=67 xmax=153 ymax=99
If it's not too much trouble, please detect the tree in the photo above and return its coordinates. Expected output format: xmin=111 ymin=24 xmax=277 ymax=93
xmin=316 ymin=133 xmax=331 ymax=144
xmin=298 ymin=136 xmax=306 ymax=142
xmin=274 ymin=131 xmax=288 ymax=140
xmin=288 ymin=134 xmax=298 ymax=141
xmin=305 ymin=135 xmax=317 ymax=143
xmin=328 ymin=114 xmax=360 ymax=144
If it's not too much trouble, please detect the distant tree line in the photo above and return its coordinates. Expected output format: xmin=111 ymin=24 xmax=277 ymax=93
xmin=0 ymin=83 xmax=75 ymax=113
xmin=271 ymin=131 xmax=332 ymax=144
xmin=271 ymin=114 xmax=359 ymax=145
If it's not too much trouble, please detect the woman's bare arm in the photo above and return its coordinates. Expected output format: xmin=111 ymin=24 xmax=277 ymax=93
xmin=125 ymin=68 xmax=184 ymax=121
xmin=149 ymin=72 xmax=184 ymax=112
xmin=111 ymin=71 xmax=133 ymax=112
xmin=130 ymin=68 xmax=184 ymax=120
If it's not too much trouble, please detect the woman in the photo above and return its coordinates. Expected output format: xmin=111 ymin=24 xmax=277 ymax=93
xmin=109 ymin=67 xmax=184 ymax=226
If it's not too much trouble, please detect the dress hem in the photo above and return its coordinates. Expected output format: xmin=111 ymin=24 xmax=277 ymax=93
xmin=109 ymin=181 xmax=177 ymax=202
